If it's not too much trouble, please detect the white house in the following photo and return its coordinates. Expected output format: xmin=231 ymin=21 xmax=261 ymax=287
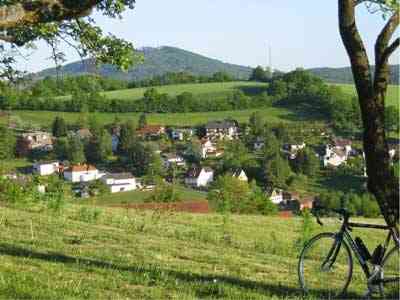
xmin=101 ymin=173 xmax=137 ymax=193
xmin=232 ymin=169 xmax=248 ymax=182
xmin=200 ymin=139 xmax=217 ymax=159
xmin=205 ymin=120 xmax=239 ymax=140
xmin=269 ymin=189 xmax=284 ymax=204
xmin=64 ymin=164 xmax=104 ymax=183
xmin=33 ymin=161 xmax=59 ymax=176
xmin=185 ymin=167 xmax=214 ymax=187
xmin=171 ymin=128 xmax=194 ymax=141
xmin=162 ymin=153 xmax=185 ymax=168
xmin=323 ymin=145 xmax=347 ymax=167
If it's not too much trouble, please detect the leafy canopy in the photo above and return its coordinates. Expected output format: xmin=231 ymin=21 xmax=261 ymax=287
xmin=0 ymin=0 xmax=142 ymax=80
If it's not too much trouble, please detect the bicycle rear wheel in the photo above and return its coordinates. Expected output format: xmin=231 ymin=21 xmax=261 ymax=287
xmin=298 ymin=232 xmax=353 ymax=298
xmin=381 ymin=246 xmax=400 ymax=299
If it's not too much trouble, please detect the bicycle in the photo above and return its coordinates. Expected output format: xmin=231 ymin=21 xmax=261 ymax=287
xmin=298 ymin=207 xmax=400 ymax=299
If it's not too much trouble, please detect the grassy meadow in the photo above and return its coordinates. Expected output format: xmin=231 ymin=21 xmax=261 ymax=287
xmin=0 ymin=204 xmax=391 ymax=299
xmin=3 ymin=107 xmax=297 ymax=128
xmin=338 ymin=84 xmax=399 ymax=108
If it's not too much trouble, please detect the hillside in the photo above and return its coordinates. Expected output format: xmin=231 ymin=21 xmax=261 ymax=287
xmin=36 ymin=46 xmax=253 ymax=81
xmin=308 ymin=65 xmax=400 ymax=85
xmin=35 ymin=46 xmax=399 ymax=85
xmin=0 ymin=204 xmax=389 ymax=299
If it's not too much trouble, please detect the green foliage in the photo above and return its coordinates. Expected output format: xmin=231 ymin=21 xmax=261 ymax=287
xmin=292 ymin=148 xmax=320 ymax=176
xmin=0 ymin=125 xmax=16 ymax=159
xmin=51 ymin=116 xmax=67 ymax=137
xmin=249 ymin=66 xmax=270 ymax=82
xmin=86 ymin=129 xmax=112 ymax=164
xmin=208 ymin=175 xmax=277 ymax=215
xmin=126 ymin=141 xmax=152 ymax=177
xmin=67 ymin=136 xmax=86 ymax=164
xmin=146 ymin=180 xmax=181 ymax=203
xmin=385 ymin=105 xmax=399 ymax=133
xmin=76 ymin=206 xmax=102 ymax=223
xmin=138 ymin=113 xmax=147 ymax=129
xmin=118 ymin=120 xmax=137 ymax=154
xmin=295 ymin=209 xmax=314 ymax=250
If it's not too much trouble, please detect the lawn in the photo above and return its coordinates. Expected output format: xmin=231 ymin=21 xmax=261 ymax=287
xmin=6 ymin=107 xmax=297 ymax=128
xmin=57 ymin=81 xmax=267 ymax=101
xmin=85 ymin=185 xmax=207 ymax=206
xmin=0 ymin=158 xmax=32 ymax=174
xmin=0 ymin=203 xmax=392 ymax=299
xmin=337 ymin=84 xmax=399 ymax=108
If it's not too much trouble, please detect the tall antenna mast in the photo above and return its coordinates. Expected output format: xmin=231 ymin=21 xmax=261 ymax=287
xmin=268 ymin=44 xmax=273 ymax=78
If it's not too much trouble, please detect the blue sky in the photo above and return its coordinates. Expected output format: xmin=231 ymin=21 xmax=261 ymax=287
xmin=17 ymin=0 xmax=399 ymax=73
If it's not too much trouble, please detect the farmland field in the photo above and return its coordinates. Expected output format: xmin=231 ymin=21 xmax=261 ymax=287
xmin=338 ymin=84 xmax=399 ymax=108
xmin=4 ymin=107 xmax=299 ymax=128
xmin=58 ymin=81 xmax=267 ymax=101
xmin=84 ymin=185 xmax=207 ymax=206
xmin=0 ymin=204 xmax=392 ymax=299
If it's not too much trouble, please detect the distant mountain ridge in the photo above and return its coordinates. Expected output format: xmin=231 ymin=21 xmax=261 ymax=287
xmin=36 ymin=46 xmax=253 ymax=81
xmin=35 ymin=46 xmax=399 ymax=84
xmin=307 ymin=65 xmax=399 ymax=85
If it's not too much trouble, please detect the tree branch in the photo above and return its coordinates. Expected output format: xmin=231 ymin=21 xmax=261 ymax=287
xmin=375 ymin=10 xmax=399 ymax=66
xmin=0 ymin=1 xmax=99 ymax=29
xmin=338 ymin=0 xmax=373 ymax=97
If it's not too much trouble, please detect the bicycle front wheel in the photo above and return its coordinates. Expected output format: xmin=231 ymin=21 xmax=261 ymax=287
xmin=381 ymin=246 xmax=400 ymax=299
xmin=298 ymin=232 xmax=353 ymax=298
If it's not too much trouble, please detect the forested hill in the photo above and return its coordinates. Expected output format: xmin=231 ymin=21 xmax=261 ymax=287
xmin=36 ymin=46 xmax=253 ymax=81
xmin=307 ymin=65 xmax=400 ymax=85
xmin=35 ymin=46 xmax=399 ymax=84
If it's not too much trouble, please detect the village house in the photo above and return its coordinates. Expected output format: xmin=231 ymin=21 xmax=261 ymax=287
xmin=111 ymin=134 xmax=119 ymax=152
xmin=136 ymin=125 xmax=165 ymax=139
xmin=200 ymin=139 xmax=217 ymax=159
xmin=170 ymin=127 xmax=195 ymax=141
xmin=73 ymin=128 xmax=93 ymax=140
xmin=282 ymin=142 xmax=306 ymax=159
xmin=333 ymin=138 xmax=353 ymax=156
xmin=322 ymin=145 xmax=348 ymax=167
xmin=185 ymin=167 xmax=214 ymax=188
xmin=162 ymin=153 xmax=186 ymax=168
xmin=205 ymin=120 xmax=239 ymax=140
xmin=269 ymin=189 xmax=284 ymax=204
xmin=17 ymin=131 xmax=53 ymax=155
xmin=101 ymin=173 xmax=137 ymax=193
xmin=33 ymin=161 xmax=60 ymax=176
xmin=64 ymin=164 xmax=104 ymax=183
xmin=231 ymin=169 xmax=248 ymax=182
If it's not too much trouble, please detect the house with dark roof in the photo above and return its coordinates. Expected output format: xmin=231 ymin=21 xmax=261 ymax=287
xmin=185 ymin=167 xmax=214 ymax=187
xmin=205 ymin=120 xmax=239 ymax=140
xmin=231 ymin=169 xmax=248 ymax=182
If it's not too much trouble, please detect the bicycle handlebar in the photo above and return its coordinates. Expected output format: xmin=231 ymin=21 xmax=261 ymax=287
xmin=311 ymin=206 xmax=351 ymax=226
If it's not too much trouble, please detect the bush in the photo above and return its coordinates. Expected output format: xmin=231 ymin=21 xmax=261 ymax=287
xmin=76 ymin=207 xmax=102 ymax=223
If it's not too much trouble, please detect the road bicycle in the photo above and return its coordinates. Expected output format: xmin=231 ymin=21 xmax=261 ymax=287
xmin=298 ymin=207 xmax=399 ymax=299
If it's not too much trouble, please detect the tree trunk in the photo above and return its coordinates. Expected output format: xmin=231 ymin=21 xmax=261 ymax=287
xmin=338 ymin=0 xmax=399 ymax=226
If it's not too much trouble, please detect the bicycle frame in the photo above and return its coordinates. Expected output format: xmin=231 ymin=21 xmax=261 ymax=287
xmin=331 ymin=215 xmax=399 ymax=283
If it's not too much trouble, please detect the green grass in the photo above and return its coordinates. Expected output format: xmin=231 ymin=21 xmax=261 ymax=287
xmin=57 ymin=81 xmax=266 ymax=101
xmin=337 ymin=84 xmax=399 ymax=108
xmin=0 ymin=203 xmax=392 ymax=299
xmin=0 ymin=158 xmax=32 ymax=174
xmin=5 ymin=107 xmax=298 ymax=128
xmin=86 ymin=186 xmax=207 ymax=206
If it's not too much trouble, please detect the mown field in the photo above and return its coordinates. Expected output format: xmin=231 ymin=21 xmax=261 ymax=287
xmin=3 ymin=107 xmax=297 ymax=128
xmin=0 ymin=82 xmax=397 ymax=128
xmin=0 ymin=204 xmax=392 ymax=299
xmin=58 ymin=81 xmax=267 ymax=101
xmin=338 ymin=84 xmax=399 ymax=108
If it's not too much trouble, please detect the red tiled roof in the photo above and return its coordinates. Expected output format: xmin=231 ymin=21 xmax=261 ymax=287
xmin=137 ymin=125 xmax=164 ymax=135
xmin=68 ymin=164 xmax=97 ymax=172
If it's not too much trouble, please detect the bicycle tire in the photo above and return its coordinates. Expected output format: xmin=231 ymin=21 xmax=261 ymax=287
xmin=380 ymin=246 xmax=400 ymax=299
xmin=298 ymin=232 xmax=353 ymax=298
